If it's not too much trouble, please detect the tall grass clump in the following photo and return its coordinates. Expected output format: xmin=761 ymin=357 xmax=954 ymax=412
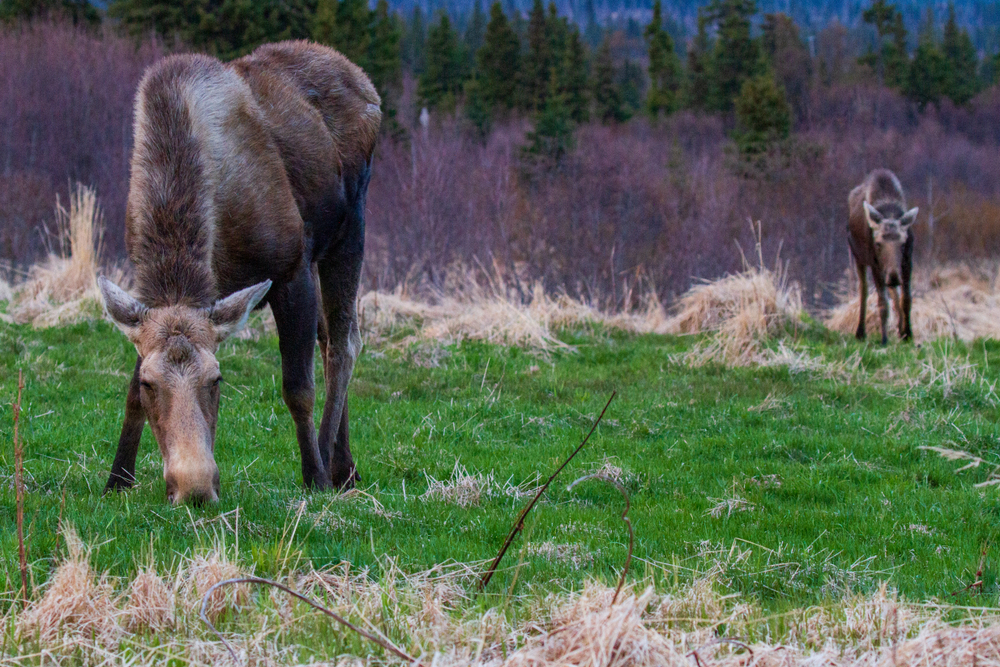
xmin=7 ymin=183 xmax=119 ymax=327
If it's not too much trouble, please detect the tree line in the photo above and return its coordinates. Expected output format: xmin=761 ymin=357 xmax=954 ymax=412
xmin=1 ymin=0 xmax=997 ymax=158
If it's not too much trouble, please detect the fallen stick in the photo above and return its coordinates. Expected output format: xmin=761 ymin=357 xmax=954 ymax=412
xmin=14 ymin=369 xmax=26 ymax=605
xmin=568 ymin=471 xmax=633 ymax=605
xmin=479 ymin=391 xmax=616 ymax=591
xmin=199 ymin=576 xmax=421 ymax=666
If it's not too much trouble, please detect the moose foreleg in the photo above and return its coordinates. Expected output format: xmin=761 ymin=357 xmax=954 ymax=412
xmin=105 ymin=356 xmax=145 ymax=492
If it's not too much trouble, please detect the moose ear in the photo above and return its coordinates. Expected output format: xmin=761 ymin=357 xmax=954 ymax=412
xmin=901 ymin=207 xmax=919 ymax=227
xmin=208 ymin=280 xmax=272 ymax=343
xmin=863 ymin=201 xmax=882 ymax=229
xmin=99 ymin=276 xmax=147 ymax=342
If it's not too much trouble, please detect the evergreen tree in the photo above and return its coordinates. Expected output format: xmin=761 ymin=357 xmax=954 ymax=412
xmin=112 ymin=0 xmax=311 ymax=59
xmin=583 ymin=0 xmax=602 ymax=47
xmin=592 ymin=36 xmax=627 ymax=123
xmin=523 ymin=71 xmax=574 ymax=165
xmin=476 ymin=1 xmax=521 ymax=112
xmin=464 ymin=75 xmax=492 ymax=140
xmin=559 ymin=27 xmax=589 ymax=122
xmin=546 ymin=2 xmax=569 ymax=67
xmin=523 ymin=0 xmax=550 ymax=110
xmin=619 ymin=57 xmax=645 ymax=117
xmin=684 ymin=8 xmax=712 ymax=111
xmin=1 ymin=0 xmax=98 ymax=24
xmin=884 ymin=12 xmax=909 ymax=87
xmin=733 ymin=72 xmax=790 ymax=154
xmin=644 ymin=0 xmax=681 ymax=117
xmin=369 ymin=0 xmax=403 ymax=114
xmin=403 ymin=5 xmax=427 ymax=74
xmin=941 ymin=3 xmax=978 ymax=105
xmin=464 ymin=0 xmax=487 ymax=66
xmin=861 ymin=0 xmax=897 ymax=84
xmin=905 ymin=20 xmax=949 ymax=109
xmin=761 ymin=13 xmax=811 ymax=119
xmin=708 ymin=0 xmax=759 ymax=112
xmin=419 ymin=12 xmax=466 ymax=111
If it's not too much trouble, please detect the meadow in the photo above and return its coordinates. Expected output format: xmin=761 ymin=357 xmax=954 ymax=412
xmin=4 ymin=295 xmax=1000 ymax=663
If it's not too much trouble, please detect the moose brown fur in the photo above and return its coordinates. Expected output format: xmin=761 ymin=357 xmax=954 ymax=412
xmin=100 ymin=41 xmax=381 ymax=504
xmin=847 ymin=168 xmax=918 ymax=344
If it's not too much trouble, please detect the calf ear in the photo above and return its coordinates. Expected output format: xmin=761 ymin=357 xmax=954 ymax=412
xmin=98 ymin=276 xmax=147 ymax=343
xmin=901 ymin=207 xmax=919 ymax=227
xmin=209 ymin=280 xmax=272 ymax=342
xmin=863 ymin=201 xmax=882 ymax=229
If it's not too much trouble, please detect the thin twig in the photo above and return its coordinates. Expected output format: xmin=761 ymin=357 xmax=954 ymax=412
xmin=14 ymin=369 xmax=27 ymax=605
xmin=198 ymin=576 xmax=422 ymax=666
xmin=567 ymin=471 xmax=633 ymax=605
xmin=479 ymin=391 xmax=616 ymax=591
xmin=952 ymin=542 xmax=989 ymax=596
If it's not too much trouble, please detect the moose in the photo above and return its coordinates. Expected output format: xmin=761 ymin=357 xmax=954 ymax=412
xmin=847 ymin=169 xmax=919 ymax=345
xmin=98 ymin=41 xmax=381 ymax=504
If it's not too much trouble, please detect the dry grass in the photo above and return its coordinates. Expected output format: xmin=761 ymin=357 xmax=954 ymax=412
xmin=661 ymin=234 xmax=804 ymax=367
xmin=6 ymin=183 xmax=124 ymax=328
xmin=421 ymin=462 xmax=539 ymax=508
xmin=10 ymin=526 xmax=1000 ymax=666
xmin=826 ymin=262 xmax=1000 ymax=343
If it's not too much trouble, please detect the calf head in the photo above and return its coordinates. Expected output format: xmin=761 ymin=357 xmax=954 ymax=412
xmin=98 ymin=277 xmax=271 ymax=504
xmin=864 ymin=201 xmax=918 ymax=288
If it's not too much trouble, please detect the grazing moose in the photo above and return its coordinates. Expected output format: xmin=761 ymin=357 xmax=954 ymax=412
xmin=847 ymin=169 xmax=918 ymax=344
xmin=99 ymin=41 xmax=381 ymax=504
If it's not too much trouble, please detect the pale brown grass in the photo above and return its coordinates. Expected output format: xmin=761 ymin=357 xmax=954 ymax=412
xmin=826 ymin=262 xmax=1000 ymax=343
xmin=7 ymin=183 xmax=126 ymax=328
xmin=9 ymin=526 xmax=1000 ymax=667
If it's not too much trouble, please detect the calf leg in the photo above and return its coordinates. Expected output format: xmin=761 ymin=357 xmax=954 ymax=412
xmin=105 ymin=356 xmax=145 ymax=492
xmin=900 ymin=279 xmax=913 ymax=342
xmin=854 ymin=256 xmax=868 ymax=341
xmin=270 ymin=266 xmax=330 ymax=490
xmin=874 ymin=276 xmax=890 ymax=346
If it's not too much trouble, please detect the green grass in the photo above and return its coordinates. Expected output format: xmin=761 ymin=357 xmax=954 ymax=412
xmin=3 ymin=317 xmax=1000 ymax=612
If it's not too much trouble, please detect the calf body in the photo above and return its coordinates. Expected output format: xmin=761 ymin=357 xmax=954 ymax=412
xmin=847 ymin=169 xmax=918 ymax=344
xmin=101 ymin=41 xmax=381 ymax=503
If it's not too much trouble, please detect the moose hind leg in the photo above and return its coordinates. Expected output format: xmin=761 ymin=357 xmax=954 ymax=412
xmin=270 ymin=266 xmax=330 ymax=490
xmin=105 ymin=356 xmax=145 ymax=493
xmin=316 ymin=253 xmax=363 ymax=489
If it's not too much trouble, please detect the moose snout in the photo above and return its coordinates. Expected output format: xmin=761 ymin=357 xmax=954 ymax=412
xmin=165 ymin=460 xmax=221 ymax=505
xmin=887 ymin=272 xmax=901 ymax=288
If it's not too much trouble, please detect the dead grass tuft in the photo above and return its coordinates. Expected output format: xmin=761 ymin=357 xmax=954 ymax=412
xmin=16 ymin=525 xmax=120 ymax=649
xmin=7 ymin=183 xmax=125 ymax=328
xmin=421 ymin=461 xmax=539 ymax=507
xmin=121 ymin=564 xmax=175 ymax=633
xmin=185 ymin=549 xmax=249 ymax=623
xmin=662 ymin=225 xmax=803 ymax=367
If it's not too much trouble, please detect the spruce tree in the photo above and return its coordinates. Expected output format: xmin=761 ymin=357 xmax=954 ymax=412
xmin=685 ymin=8 xmax=712 ymax=110
xmin=2 ymin=0 xmax=98 ymax=24
xmin=644 ymin=0 xmax=681 ymax=117
xmin=708 ymin=0 xmax=759 ymax=112
xmin=861 ymin=0 xmax=897 ymax=84
xmin=761 ymin=13 xmax=811 ymax=119
xmin=523 ymin=71 xmax=575 ymax=165
xmin=733 ymin=72 xmax=790 ymax=154
xmin=477 ymin=2 xmax=521 ymax=112
xmin=942 ymin=3 xmax=978 ymax=105
xmin=403 ymin=5 xmax=427 ymax=74
xmin=419 ymin=12 xmax=466 ymax=112
xmin=559 ymin=27 xmax=589 ymax=122
xmin=369 ymin=0 xmax=403 ymax=115
xmin=546 ymin=2 xmax=569 ymax=68
xmin=884 ymin=12 xmax=909 ymax=88
xmin=523 ymin=0 xmax=550 ymax=110
xmin=592 ymin=36 xmax=627 ymax=124
xmin=905 ymin=13 xmax=949 ymax=109
xmin=465 ymin=0 xmax=487 ymax=66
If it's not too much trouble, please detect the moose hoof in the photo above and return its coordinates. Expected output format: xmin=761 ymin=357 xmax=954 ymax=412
xmin=331 ymin=468 xmax=360 ymax=491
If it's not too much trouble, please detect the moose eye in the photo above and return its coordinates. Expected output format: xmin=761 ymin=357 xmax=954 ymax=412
xmin=212 ymin=376 xmax=223 ymax=388
xmin=140 ymin=380 xmax=154 ymax=390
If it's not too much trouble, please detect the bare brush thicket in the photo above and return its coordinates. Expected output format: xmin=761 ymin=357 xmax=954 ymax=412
xmin=8 ymin=525 xmax=1000 ymax=667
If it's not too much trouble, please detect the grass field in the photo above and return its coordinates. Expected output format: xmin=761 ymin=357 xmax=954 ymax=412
xmin=3 ymin=312 xmax=1000 ymax=662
